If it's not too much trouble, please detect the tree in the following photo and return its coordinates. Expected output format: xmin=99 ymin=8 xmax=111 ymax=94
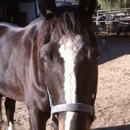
xmin=98 ymin=0 xmax=130 ymax=10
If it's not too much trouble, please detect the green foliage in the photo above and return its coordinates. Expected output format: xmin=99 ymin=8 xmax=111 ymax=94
xmin=96 ymin=1 xmax=101 ymax=10
xmin=98 ymin=0 xmax=130 ymax=10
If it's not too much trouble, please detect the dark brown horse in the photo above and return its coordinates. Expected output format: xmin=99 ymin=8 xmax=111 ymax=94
xmin=0 ymin=0 xmax=99 ymax=130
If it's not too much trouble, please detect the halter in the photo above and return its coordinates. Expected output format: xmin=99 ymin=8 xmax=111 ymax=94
xmin=51 ymin=103 xmax=95 ymax=114
xmin=47 ymin=88 xmax=96 ymax=126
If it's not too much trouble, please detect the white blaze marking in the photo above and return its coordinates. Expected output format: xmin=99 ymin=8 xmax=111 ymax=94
xmin=8 ymin=122 xmax=15 ymax=130
xmin=59 ymin=35 xmax=84 ymax=130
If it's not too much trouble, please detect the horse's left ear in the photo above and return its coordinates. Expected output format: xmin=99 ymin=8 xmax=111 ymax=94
xmin=38 ymin=0 xmax=56 ymax=19
xmin=78 ymin=0 xmax=97 ymax=16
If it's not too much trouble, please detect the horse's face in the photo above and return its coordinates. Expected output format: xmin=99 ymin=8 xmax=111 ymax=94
xmin=39 ymin=0 xmax=98 ymax=129
xmin=40 ymin=34 xmax=98 ymax=130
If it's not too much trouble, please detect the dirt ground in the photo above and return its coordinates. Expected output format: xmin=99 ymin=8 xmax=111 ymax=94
xmin=1 ymin=35 xmax=130 ymax=130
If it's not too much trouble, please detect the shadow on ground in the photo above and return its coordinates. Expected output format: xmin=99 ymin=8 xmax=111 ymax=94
xmin=92 ymin=124 xmax=130 ymax=130
xmin=98 ymin=36 xmax=130 ymax=65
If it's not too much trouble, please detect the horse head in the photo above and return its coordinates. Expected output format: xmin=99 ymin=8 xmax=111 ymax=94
xmin=39 ymin=0 xmax=99 ymax=129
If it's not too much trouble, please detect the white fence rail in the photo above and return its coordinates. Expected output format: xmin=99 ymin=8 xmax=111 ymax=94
xmin=94 ymin=8 xmax=130 ymax=35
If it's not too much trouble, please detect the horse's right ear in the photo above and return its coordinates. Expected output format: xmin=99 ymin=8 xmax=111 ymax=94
xmin=38 ymin=0 xmax=56 ymax=19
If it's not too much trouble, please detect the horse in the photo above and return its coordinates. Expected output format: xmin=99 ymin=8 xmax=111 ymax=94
xmin=0 ymin=0 xmax=99 ymax=130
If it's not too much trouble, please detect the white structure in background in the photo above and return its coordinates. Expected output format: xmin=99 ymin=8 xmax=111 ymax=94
xmin=56 ymin=0 xmax=77 ymax=6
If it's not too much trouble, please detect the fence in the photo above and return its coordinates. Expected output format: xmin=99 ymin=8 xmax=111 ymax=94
xmin=94 ymin=8 xmax=130 ymax=35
